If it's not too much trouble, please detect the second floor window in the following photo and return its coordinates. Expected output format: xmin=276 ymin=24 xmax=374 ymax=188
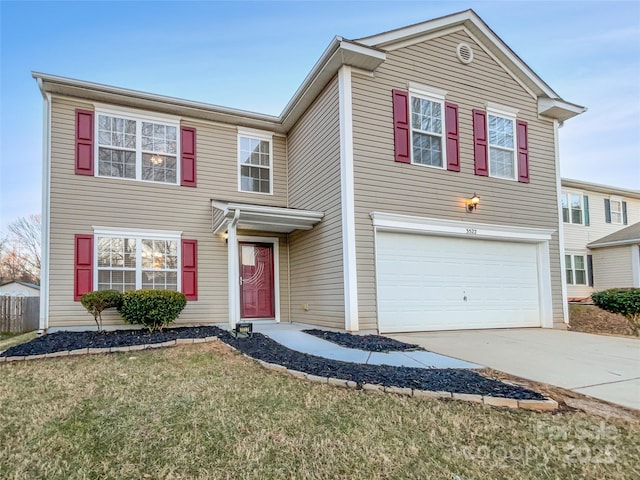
xmin=238 ymin=130 xmax=272 ymax=194
xmin=609 ymin=198 xmax=623 ymax=224
xmin=561 ymin=193 xmax=583 ymax=224
xmin=410 ymin=94 xmax=444 ymax=168
xmin=488 ymin=113 xmax=516 ymax=180
xmin=97 ymin=110 xmax=179 ymax=184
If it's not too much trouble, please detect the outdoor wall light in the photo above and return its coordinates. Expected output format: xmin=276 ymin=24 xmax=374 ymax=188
xmin=467 ymin=193 xmax=480 ymax=212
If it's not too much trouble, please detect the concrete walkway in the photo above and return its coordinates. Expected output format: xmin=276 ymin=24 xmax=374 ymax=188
xmin=252 ymin=323 xmax=481 ymax=369
xmin=388 ymin=329 xmax=640 ymax=410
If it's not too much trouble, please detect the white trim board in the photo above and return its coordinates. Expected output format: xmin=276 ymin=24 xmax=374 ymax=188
xmin=370 ymin=212 xmax=554 ymax=242
xmin=338 ymin=65 xmax=359 ymax=332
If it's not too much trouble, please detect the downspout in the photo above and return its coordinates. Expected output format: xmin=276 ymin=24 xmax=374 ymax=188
xmin=37 ymin=78 xmax=51 ymax=334
xmin=554 ymin=120 xmax=569 ymax=326
xmin=227 ymin=209 xmax=241 ymax=330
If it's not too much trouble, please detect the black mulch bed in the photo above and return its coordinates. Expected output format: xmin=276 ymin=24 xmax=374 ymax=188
xmin=1 ymin=327 xmax=544 ymax=400
xmin=303 ymin=329 xmax=423 ymax=352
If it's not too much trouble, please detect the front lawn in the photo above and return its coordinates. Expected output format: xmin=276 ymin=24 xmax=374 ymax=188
xmin=1 ymin=342 xmax=638 ymax=479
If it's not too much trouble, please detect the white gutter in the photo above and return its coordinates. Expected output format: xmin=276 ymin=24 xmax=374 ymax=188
xmin=36 ymin=78 xmax=51 ymax=333
xmin=587 ymin=239 xmax=640 ymax=249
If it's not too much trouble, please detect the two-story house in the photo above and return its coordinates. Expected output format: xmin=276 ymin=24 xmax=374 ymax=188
xmin=34 ymin=10 xmax=584 ymax=334
xmin=561 ymin=178 xmax=640 ymax=300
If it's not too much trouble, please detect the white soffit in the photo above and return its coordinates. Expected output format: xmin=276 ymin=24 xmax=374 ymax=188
xmin=212 ymin=201 xmax=324 ymax=234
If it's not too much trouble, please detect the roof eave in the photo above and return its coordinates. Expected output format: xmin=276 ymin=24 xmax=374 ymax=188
xmin=279 ymin=38 xmax=386 ymax=131
xmin=561 ymin=178 xmax=640 ymax=199
xmin=587 ymin=239 xmax=640 ymax=249
xmin=538 ymin=98 xmax=587 ymax=122
xmin=32 ymin=71 xmax=285 ymax=133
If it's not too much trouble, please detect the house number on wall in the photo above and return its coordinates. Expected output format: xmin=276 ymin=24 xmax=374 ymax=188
xmin=466 ymin=228 xmax=477 ymax=235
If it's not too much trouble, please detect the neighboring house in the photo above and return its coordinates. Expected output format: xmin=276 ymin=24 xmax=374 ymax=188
xmin=34 ymin=10 xmax=584 ymax=333
xmin=561 ymin=178 xmax=640 ymax=300
xmin=0 ymin=281 xmax=40 ymax=297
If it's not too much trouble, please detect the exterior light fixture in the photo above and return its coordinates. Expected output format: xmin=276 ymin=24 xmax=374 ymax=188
xmin=467 ymin=193 xmax=480 ymax=212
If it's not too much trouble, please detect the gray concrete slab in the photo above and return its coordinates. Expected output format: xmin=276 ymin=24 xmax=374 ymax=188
xmin=252 ymin=322 xmax=480 ymax=369
xmin=388 ymin=329 xmax=640 ymax=410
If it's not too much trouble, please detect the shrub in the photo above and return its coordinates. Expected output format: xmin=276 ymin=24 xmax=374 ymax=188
xmin=80 ymin=290 xmax=123 ymax=332
xmin=118 ymin=289 xmax=187 ymax=332
xmin=591 ymin=288 xmax=640 ymax=336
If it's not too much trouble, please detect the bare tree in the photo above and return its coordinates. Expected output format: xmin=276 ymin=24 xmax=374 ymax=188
xmin=0 ymin=214 xmax=41 ymax=285
xmin=8 ymin=214 xmax=41 ymax=275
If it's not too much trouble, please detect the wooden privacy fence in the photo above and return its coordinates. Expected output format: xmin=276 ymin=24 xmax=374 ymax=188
xmin=0 ymin=296 xmax=39 ymax=333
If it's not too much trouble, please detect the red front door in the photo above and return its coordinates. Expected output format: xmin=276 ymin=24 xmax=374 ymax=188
xmin=239 ymin=243 xmax=275 ymax=318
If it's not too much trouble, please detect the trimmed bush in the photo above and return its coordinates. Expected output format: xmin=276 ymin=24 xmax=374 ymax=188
xmin=80 ymin=290 xmax=123 ymax=332
xmin=591 ymin=288 xmax=640 ymax=336
xmin=118 ymin=290 xmax=187 ymax=332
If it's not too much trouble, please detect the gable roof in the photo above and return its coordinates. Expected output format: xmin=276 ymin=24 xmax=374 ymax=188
xmin=34 ymin=9 xmax=583 ymax=131
xmin=588 ymin=222 xmax=640 ymax=248
xmin=0 ymin=281 xmax=40 ymax=290
xmin=561 ymin=178 xmax=640 ymax=200
xmin=356 ymin=9 xmax=585 ymax=122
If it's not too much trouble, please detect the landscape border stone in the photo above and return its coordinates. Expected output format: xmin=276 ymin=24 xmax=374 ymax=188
xmin=0 ymin=334 xmax=558 ymax=411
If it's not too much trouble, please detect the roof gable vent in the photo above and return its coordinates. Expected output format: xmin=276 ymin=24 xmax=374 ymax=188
xmin=456 ymin=42 xmax=474 ymax=64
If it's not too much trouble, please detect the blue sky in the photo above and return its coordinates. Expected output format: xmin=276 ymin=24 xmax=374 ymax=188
xmin=1 ymin=0 xmax=639 ymax=232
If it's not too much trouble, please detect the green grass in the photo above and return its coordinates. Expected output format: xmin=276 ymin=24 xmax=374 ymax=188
xmin=1 ymin=342 xmax=638 ymax=479
xmin=0 ymin=331 xmax=37 ymax=353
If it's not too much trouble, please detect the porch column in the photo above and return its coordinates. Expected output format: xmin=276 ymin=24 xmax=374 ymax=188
xmin=227 ymin=210 xmax=241 ymax=330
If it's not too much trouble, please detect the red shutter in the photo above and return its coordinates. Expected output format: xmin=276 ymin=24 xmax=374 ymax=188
xmin=445 ymin=102 xmax=460 ymax=172
xmin=181 ymin=239 xmax=198 ymax=300
xmin=392 ymin=90 xmax=411 ymax=163
xmin=516 ymin=120 xmax=530 ymax=183
xmin=472 ymin=109 xmax=488 ymax=176
xmin=75 ymin=109 xmax=94 ymax=175
xmin=74 ymin=234 xmax=94 ymax=301
xmin=180 ymin=127 xmax=197 ymax=187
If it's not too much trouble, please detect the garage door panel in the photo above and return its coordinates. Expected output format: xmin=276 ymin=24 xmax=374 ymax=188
xmin=376 ymin=232 xmax=541 ymax=333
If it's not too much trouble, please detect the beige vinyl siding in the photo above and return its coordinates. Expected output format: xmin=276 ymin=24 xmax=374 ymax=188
xmin=48 ymin=96 xmax=289 ymax=329
xmin=351 ymin=30 xmax=565 ymax=329
xmin=563 ymin=188 xmax=640 ymax=252
xmin=287 ymin=76 xmax=345 ymax=329
xmin=592 ymin=246 xmax=635 ymax=290
xmin=563 ymin=187 xmax=640 ymax=298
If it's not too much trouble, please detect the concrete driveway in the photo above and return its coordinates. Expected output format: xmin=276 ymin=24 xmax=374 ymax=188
xmin=388 ymin=329 xmax=640 ymax=410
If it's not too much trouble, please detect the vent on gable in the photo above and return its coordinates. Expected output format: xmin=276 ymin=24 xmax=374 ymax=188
xmin=456 ymin=43 xmax=474 ymax=64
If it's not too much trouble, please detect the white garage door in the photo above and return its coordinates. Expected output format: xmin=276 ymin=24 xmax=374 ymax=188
xmin=376 ymin=231 xmax=541 ymax=333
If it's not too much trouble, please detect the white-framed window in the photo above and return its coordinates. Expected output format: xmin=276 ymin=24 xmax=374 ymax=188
xmin=610 ymin=197 xmax=623 ymax=224
xmin=565 ymin=254 xmax=587 ymax=285
xmin=95 ymin=105 xmax=180 ymax=185
xmin=561 ymin=192 xmax=583 ymax=225
xmin=487 ymin=105 xmax=517 ymax=180
xmin=409 ymin=85 xmax=446 ymax=168
xmin=238 ymin=128 xmax=273 ymax=194
xmin=94 ymin=228 xmax=181 ymax=292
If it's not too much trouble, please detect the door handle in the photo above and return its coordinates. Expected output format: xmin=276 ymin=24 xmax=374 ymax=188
xmin=240 ymin=276 xmax=243 ymax=286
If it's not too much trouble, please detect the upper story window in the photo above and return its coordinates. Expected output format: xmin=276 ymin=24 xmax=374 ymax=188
xmin=561 ymin=192 xmax=583 ymax=225
xmin=238 ymin=128 xmax=273 ymax=194
xmin=609 ymin=197 xmax=623 ymax=224
xmin=409 ymin=86 xmax=446 ymax=168
xmin=487 ymin=106 xmax=517 ymax=180
xmin=96 ymin=106 xmax=179 ymax=185
xmin=96 ymin=229 xmax=180 ymax=292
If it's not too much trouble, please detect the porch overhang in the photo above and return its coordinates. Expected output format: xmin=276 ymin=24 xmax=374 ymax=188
xmin=212 ymin=200 xmax=324 ymax=234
